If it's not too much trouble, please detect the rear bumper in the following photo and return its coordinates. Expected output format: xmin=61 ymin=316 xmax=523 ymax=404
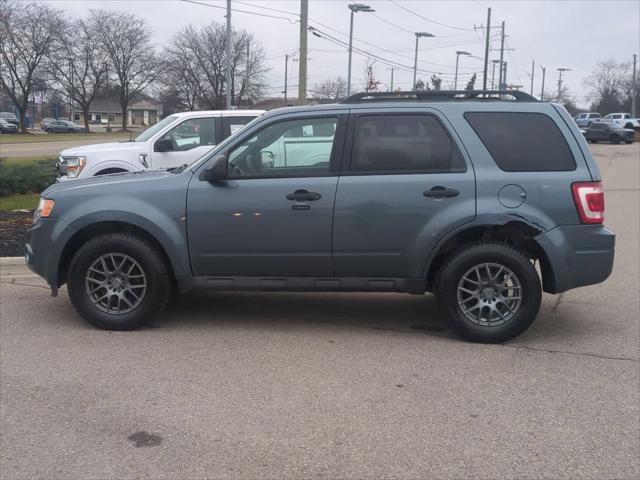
xmin=535 ymin=224 xmax=615 ymax=293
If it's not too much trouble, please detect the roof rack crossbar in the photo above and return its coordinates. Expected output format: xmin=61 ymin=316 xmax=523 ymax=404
xmin=341 ymin=90 xmax=538 ymax=103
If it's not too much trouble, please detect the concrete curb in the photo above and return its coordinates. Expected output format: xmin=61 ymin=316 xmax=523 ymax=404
xmin=0 ymin=257 xmax=26 ymax=266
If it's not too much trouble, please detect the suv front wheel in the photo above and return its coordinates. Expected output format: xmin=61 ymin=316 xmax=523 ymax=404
xmin=437 ymin=243 xmax=542 ymax=343
xmin=67 ymin=233 xmax=172 ymax=330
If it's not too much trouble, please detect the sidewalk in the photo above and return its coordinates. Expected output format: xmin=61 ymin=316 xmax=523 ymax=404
xmin=0 ymin=257 xmax=36 ymax=280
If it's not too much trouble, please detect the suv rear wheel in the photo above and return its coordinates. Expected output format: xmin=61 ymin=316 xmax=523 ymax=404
xmin=67 ymin=233 xmax=172 ymax=330
xmin=437 ymin=243 xmax=542 ymax=343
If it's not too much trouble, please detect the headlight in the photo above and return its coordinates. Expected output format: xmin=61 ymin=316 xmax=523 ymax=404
xmin=65 ymin=156 xmax=86 ymax=178
xmin=33 ymin=198 xmax=55 ymax=222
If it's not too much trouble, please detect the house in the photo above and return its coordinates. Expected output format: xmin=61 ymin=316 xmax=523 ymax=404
xmin=73 ymin=95 xmax=162 ymax=126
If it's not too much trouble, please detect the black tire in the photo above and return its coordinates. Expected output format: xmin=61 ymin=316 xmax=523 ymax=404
xmin=46 ymin=128 xmax=52 ymax=133
xmin=624 ymin=123 xmax=633 ymax=129
xmin=436 ymin=243 xmax=542 ymax=343
xmin=67 ymin=233 xmax=172 ymax=330
xmin=610 ymin=134 xmax=621 ymax=144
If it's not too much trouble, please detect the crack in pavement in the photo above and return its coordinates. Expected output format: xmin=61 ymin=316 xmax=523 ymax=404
xmin=501 ymin=343 xmax=639 ymax=363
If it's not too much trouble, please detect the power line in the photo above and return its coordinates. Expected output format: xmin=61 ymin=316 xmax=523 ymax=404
xmin=179 ymin=0 xmax=297 ymax=22
xmin=389 ymin=0 xmax=475 ymax=31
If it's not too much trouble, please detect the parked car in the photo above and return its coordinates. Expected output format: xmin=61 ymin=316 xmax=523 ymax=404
xmin=603 ymin=113 xmax=640 ymax=129
xmin=0 ymin=118 xmax=19 ymax=133
xmin=45 ymin=119 xmax=85 ymax=133
xmin=26 ymin=91 xmax=615 ymax=343
xmin=584 ymin=121 xmax=635 ymax=144
xmin=41 ymin=118 xmax=57 ymax=130
xmin=56 ymin=110 xmax=264 ymax=180
xmin=0 ymin=111 xmax=19 ymax=127
xmin=573 ymin=112 xmax=602 ymax=128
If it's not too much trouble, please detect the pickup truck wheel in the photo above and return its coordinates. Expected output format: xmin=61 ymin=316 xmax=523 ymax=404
xmin=610 ymin=134 xmax=621 ymax=144
xmin=624 ymin=123 xmax=633 ymax=129
xmin=436 ymin=243 xmax=541 ymax=343
xmin=67 ymin=233 xmax=172 ymax=330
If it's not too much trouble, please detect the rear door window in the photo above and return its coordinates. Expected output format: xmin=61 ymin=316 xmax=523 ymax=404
xmin=350 ymin=114 xmax=466 ymax=174
xmin=464 ymin=112 xmax=576 ymax=171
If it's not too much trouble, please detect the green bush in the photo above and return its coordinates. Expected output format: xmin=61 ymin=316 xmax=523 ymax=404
xmin=0 ymin=158 xmax=58 ymax=197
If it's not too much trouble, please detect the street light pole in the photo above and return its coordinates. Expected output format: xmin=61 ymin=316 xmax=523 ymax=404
xmin=540 ymin=65 xmax=546 ymax=100
xmin=454 ymin=51 xmax=471 ymax=90
xmin=225 ymin=0 xmax=232 ymax=109
xmin=632 ymin=54 xmax=637 ymax=118
xmin=491 ymin=59 xmax=501 ymax=90
xmin=347 ymin=3 xmax=374 ymax=97
xmin=557 ymin=67 xmax=571 ymax=102
xmin=284 ymin=54 xmax=289 ymax=105
xmin=413 ymin=32 xmax=434 ymax=89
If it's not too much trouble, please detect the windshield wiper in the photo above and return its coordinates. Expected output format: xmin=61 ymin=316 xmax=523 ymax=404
xmin=167 ymin=164 xmax=189 ymax=174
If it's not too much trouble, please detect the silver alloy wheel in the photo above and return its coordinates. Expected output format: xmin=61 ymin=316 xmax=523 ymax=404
xmin=84 ymin=253 xmax=147 ymax=315
xmin=456 ymin=262 xmax=522 ymax=327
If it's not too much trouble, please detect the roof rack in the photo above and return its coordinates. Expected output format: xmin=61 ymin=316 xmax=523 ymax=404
xmin=341 ymin=90 xmax=538 ymax=103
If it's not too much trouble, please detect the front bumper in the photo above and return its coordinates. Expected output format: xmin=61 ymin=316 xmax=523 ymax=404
xmin=535 ymin=224 xmax=615 ymax=293
xmin=25 ymin=217 xmax=76 ymax=288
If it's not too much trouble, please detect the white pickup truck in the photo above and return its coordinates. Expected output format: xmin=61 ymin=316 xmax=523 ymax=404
xmin=603 ymin=113 xmax=640 ymax=129
xmin=56 ymin=110 xmax=263 ymax=180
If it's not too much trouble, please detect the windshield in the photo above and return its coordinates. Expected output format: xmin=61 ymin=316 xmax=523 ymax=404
xmin=135 ymin=115 xmax=179 ymax=142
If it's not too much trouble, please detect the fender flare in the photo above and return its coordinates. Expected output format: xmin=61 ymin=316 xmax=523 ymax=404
xmin=83 ymin=159 xmax=142 ymax=178
xmin=421 ymin=213 xmax=547 ymax=279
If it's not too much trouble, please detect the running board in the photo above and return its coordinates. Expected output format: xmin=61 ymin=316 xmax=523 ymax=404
xmin=178 ymin=276 xmax=426 ymax=294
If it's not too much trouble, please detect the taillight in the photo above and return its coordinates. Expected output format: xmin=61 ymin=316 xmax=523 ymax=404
xmin=572 ymin=181 xmax=604 ymax=224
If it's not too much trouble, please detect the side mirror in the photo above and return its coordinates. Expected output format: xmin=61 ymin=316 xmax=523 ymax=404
xmin=204 ymin=154 xmax=228 ymax=182
xmin=260 ymin=150 xmax=275 ymax=168
xmin=155 ymin=137 xmax=173 ymax=152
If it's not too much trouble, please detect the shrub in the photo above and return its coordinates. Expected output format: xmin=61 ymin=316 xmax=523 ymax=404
xmin=0 ymin=158 xmax=58 ymax=197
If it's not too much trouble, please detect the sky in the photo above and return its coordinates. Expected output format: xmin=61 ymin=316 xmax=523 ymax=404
xmin=43 ymin=0 xmax=640 ymax=107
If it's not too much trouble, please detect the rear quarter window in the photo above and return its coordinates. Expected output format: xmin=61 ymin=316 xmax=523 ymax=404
xmin=464 ymin=112 xmax=576 ymax=172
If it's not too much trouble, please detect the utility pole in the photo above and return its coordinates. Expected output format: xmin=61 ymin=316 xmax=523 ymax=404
xmin=225 ymin=0 xmax=232 ymax=109
xmin=498 ymin=21 xmax=506 ymax=90
xmin=540 ymin=65 xmax=546 ymax=100
xmin=283 ymin=54 xmax=289 ymax=105
xmin=530 ymin=59 xmax=535 ymax=96
xmin=503 ymin=62 xmax=508 ymax=88
xmin=557 ymin=67 xmax=571 ymax=102
xmin=482 ymin=7 xmax=491 ymax=90
xmin=298 ymin=0 xmax=308 ymax=104
xmin=632 ymin=54 xmax=637 ymax=118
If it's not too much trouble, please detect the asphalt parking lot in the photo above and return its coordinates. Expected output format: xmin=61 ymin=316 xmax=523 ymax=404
xmin=1 ymin=143 xmax=638 ymax=479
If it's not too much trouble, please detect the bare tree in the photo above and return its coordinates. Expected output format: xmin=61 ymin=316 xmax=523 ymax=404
xmin=585 ymin=60 xmax=630 ymax=114
xmin=89 ymin=9 xmax=158 ymax=130
xmin=430 ymin=74 xmax=442 ymax=91
xmin=161 ymin=22 xmax=268 ymax=110
xmin=362 ymin=59 xmax=380 ymax=93
xmin=48 ymin=19 xmax=109 ymax=132
xmin=0 ymin=0 xmax=63 ymax=132
xmin=311 ymin=77 xmax=347 ymax=100
xmin=414 ymin=79 xmax=427 ymax=91
xmin=465 ymin=73 xmax=477 ymax=91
